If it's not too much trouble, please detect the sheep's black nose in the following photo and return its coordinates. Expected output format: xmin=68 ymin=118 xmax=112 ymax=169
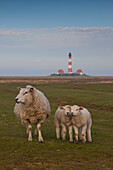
xmin=71 ymin=112 xmax=74 ymax=116
xmin=67 ymin=112 xmax=69 ymax=115
xmin=15 ymin=98 xmax=18 ymax=103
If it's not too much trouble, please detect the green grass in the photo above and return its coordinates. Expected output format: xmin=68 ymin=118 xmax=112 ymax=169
xmin=0 ymin=82 xmax=113 ymax=169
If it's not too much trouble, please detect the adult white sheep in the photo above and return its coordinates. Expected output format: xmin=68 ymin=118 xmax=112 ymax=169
xmin=54 ymin=105 xmax=73 ymax=142
xmin=14 ymin=85 xmax=51 ymax=142
xmin=71 ymin=105 xmax=92 ymax=144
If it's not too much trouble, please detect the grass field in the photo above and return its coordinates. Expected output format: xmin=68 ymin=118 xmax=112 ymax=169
xmin=0 ymin=77 xmax=113 ymax=169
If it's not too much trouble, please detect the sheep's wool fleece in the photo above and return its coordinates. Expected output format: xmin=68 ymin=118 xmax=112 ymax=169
xmin=14 ymin=87 xmax=51 ymax=124
xmin=55 ymin=106 xmax=72 ymax=126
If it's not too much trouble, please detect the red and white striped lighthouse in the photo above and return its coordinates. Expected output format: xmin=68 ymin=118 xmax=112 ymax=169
xmin=68 ymin=52 xmax=72 ymax=74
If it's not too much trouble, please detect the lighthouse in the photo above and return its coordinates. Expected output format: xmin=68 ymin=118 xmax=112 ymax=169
xmin=68 ymin=52 xmax=72 ymax=74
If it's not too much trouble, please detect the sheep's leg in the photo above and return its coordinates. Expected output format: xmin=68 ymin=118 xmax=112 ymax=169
xmin=34 ymin=124 xmax=37 ymax=136
xmin=55 ymin=119 xmax=60 ymax=139
xmin=26 ymin=125 xmax=29 ymax=134
xmin=78 ymin=128 xmax=82 ymax=141
xmin=81 ymin=125 xmax=87 ymax=144
xmin=27 ymin=124 xmax=32 ymax=142
xmin=37 ymin=123 xmax=44 ymax=143
xmin=73 ymin=126 xmax=78 ymax=144
xmin=87 ymin=120 xmax=92 ymax=142
xmin=56 ymin=125 xmax=60 ymax=139
xmin=69 ymin=125 xmax=73 ymax=143
xmin=87 ymin=126 xmax=92 ymax=142
xmin=61 ymin=123 xmax=66 ymax=141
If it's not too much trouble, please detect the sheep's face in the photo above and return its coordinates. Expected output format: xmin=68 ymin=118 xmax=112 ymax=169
xmin=71 ymin=105 xmax=83 ymax=116
xmin=15 ymin=85 xmax=34 ymax=107
xmin=59 ymin=106 xmax=71 ymax=116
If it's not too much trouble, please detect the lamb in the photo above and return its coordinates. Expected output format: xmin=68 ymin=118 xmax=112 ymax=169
xmin=14 ymin=85 xmax=51 ymax=142
xmin=71 ymin=105 xmax=92 ymax=144
xmin=54 ymin=105 xmax=73 ymax=142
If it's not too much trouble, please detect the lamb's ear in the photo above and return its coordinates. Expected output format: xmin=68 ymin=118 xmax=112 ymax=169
xmin=59 ymin=106 xmax=65 ymax=110
xmin=17 ymin=87 xmax=21 ymax=91
xmin=79 ymin=107 xmax=83 ymax=110
xmin=67 ymin=106 xmax=71 ymax=109
xmin=30 ymin=87 xmax=34 ymax=92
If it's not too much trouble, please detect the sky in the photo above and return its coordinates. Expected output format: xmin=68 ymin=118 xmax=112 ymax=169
xmin=0 ymin=0 xmax=113 ymax=76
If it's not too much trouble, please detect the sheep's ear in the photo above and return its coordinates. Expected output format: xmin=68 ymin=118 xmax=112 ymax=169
xmin=67 ymin=106 xmax=71 ymax=109
xmin=30 ymin=87 xmax=34 ymax=92
xmin=17 ymin=87 xmax=21 ymax=91
xmin=79 ymin=107 xmax=83 ymax=110
xmin=59 ymin=106 xmax=65 ymax=110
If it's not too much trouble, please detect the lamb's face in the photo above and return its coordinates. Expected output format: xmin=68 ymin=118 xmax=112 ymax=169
xmin=15 ymin=86 xmax=34 ymax=107
xmin=59 ymin=106 xmax=71 ymax=116
xmin=64 ymin=106 xmax=71 ymax=116
xmin=71 ymin=105 xmax=83 ymax=116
